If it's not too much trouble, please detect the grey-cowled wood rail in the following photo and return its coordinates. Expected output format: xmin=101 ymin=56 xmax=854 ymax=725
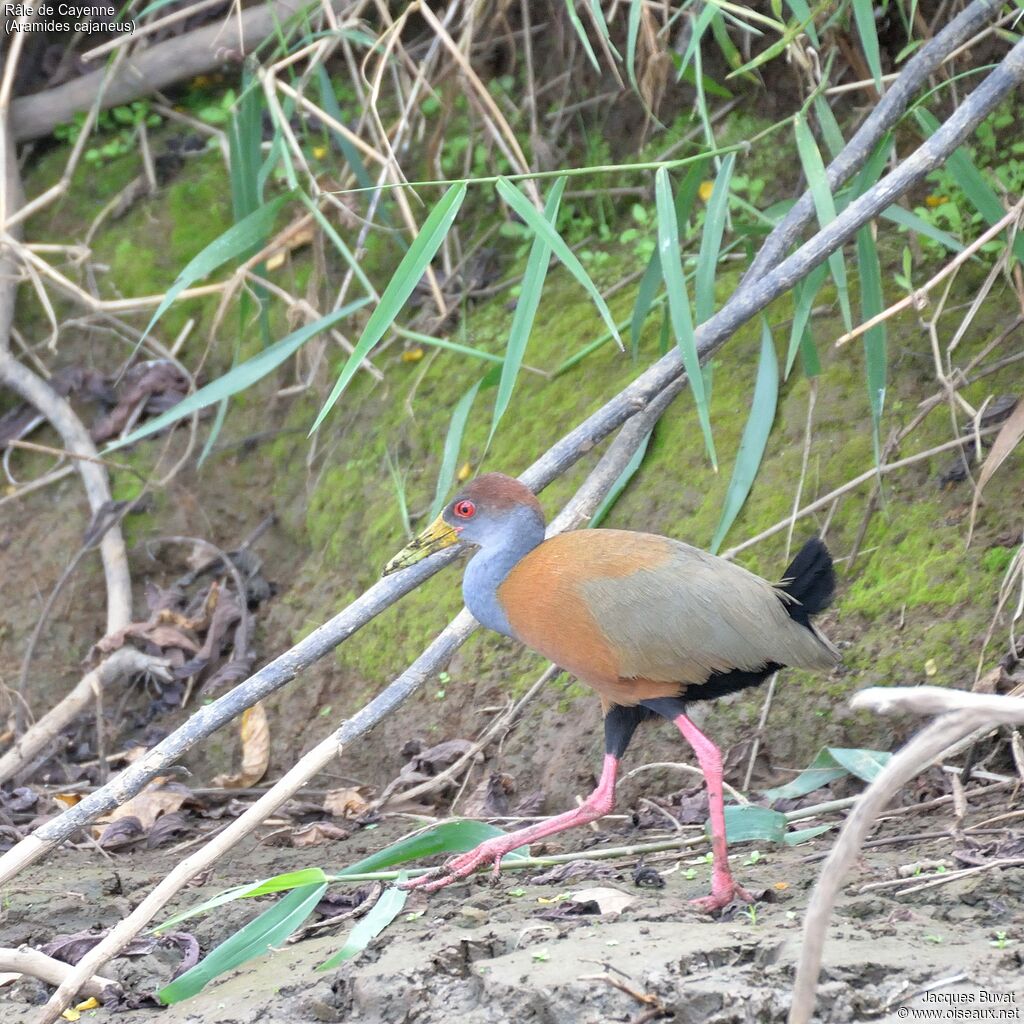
xmin=383 ymin=473 xmax=840 ymax=911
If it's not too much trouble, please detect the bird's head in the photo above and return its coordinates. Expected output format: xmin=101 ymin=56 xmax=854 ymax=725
xmin=383 ymin=473 xmax=545 ymax=576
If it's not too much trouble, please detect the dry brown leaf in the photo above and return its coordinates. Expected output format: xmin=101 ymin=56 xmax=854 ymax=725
xmin=969 ymin=397 xmax=1024 ymax=540
xmin=96 ymin=779 xmax=188 ymax=831
xmin=291 ymin=821 xmax=351 ymax=847
xmin=323 ymin=786 xmax=371 ymax=818
xmin=212 ymin=702 xmax=270 ymax=788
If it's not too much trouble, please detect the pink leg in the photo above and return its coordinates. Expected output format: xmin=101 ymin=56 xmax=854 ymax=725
xmin=674 ymin=713 xmax=753 ymax=912
xmin=402 ymin=754 xmax=620 ymax=893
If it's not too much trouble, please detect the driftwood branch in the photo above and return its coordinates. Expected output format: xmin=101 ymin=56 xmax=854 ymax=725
xmin=2 ymin=17 xmax=1021 ymax=893
xmin=0 ymin=947 xmax=119 ymax=1000
xmin=10 ymin=0 xmax=340 ymax=142
xmin=788 ymin=687 xmax=1024 ymax=1024
xmin=33 ymin=381 xmax=682 ymax=1024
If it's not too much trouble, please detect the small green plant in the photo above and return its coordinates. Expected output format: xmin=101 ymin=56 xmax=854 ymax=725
xmin=924 ymin=934 xmax=943 ymax=944
xmin=53 ymin=102 xmax=163 ymax=165
xmin=745 ymin=850 xmax=762 ymax=866
xmin=990 ymin=931 xmax=1012 ymax=949
xmin=743 ymin=904 xmax=758 ymax=926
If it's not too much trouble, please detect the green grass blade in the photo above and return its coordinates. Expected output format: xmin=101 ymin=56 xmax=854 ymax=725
xmin=721 ymin=805 xmax=786 ymax=843
xmin=496 ymin=177 xmax=623 ymax=350
xmin=228 ymin=78 xmax=263 ymax=223
xmin=915 ymin=108 xmax=1024 ymax=262
xmin=709 ymin=320 xmax=778 ymax=553
xmin=489 ymin=177 xmax=566 ymax=444
xmin=318 ymin=883 xmax=409 ymax=970
xmin=811 ymin=93 xmax=844 ymax=160
xmin=626 ymin=0 xmax=643 ymax=96
xmin=794 ymin=113 xmax=852 ymax=330
xmin=678 ymin=0 xmax=718 ymax=79
xmin=315 ymin=65 xmax=375 ymax=194
xmin=137 ymin=195 xmax=289 ymax=346
xmin=588 ymin=0 xmax=621 ymax=59
xmin=856 ymin=224 xmax=886 ymax=463
xmin=763 ymin=747 xmax=891 ymax=801
xmin=385 ymin=450 xmax=412 ymax=540
xmin=784 ymin=0 xmax=819 ymax=47
xmin=589 ymin=428 xmax=652 ymax=529
xmin=310 ymin=181 xmax=468 ymax=433
xmin=563 ymin=0 xmax=601 ymax=72
xmin=695 ymin=152 xmax=735 ymax=324
xmin=852 ymin=0 xmax=883 ymax=90
xmin=336 ymin=820 xmax=528 ymax=877
xmin=395 ymin=328 xmax=504 ymax=364
xmin=784 ymin=261 xmax=826 ymax=379
xmin=155 ymin=869 xmax=331 ymax=932
xmin=630 ymin=158 xmax=708 ymax=356
xmin=157 ymin=882 xmax=327 ymax=1005
xmin=106 ymin=299 xmax=370 ymax=453
xmin=432 ymin=378 xmax=484 ymax=519
xmin=655 ymin=166 xmax=716 ymax=470
xmin=879 ymin=204 xmax=963 ymax=253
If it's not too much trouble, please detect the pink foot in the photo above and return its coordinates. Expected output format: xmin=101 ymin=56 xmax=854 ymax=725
xmin=690 ymin=878 xmax=754 ymax=913
xmin=400 ymin=834 xmax=519 ymax=893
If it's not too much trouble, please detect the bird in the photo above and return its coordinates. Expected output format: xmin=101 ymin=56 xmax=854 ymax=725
xmin=383 ymin=472 xmax=840 ymax=911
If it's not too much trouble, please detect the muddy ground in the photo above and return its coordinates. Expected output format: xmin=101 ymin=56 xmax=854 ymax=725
xmin=3 ymin=781 xmax=1022 ymax=1023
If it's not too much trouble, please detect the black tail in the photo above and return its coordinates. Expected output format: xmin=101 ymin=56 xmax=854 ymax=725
xmin=779 ymin=537 xmax=836 ymax=626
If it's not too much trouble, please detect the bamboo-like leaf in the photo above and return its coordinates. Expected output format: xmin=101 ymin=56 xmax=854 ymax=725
xmin=106 ymin=300 xmax=370 ymax=453
xmin=336 ymin=820 xmax=529 ymax=877
xmin=783 ymin=0 xmax=819 ymax=47
xmin=496 ymin=177 xmax=622 ymax=350
xmin=588 ymin=0 xmax=621 ymax=59
xmin=678 ymin=1 xmax=718 ymax=80
xmin=695 ymin=152 xmax=735 ymax=324
xmin=155 ymin=869 xmax=331 ymax=932
xmin=710 ymin=320 xmax=778 ymax=553
xmin=720 ymin=805 xmax=786 ymax=843
xmin=811 ymin=93 xmax=844 ymax=160
xmin=137 ymin=195 xmax=288 ymax=346
xmin=763 ymin=747 xmax=892 ymax=801
xmin=396 ymin=328 xmax=504 ymax=364
xmin=315 ymin=65 xmax=375 ymax=194
xmin=563 ymin=0 xmax=601 ymax=72
xmin=432 ymin=378 xmax=484 ymax=519
xmin=915 ymin=109 xmax=1024 ymax=262
xmin=879 ymin=204 xmax=963 ymax=253
xmin=794 ymin=113 xmax=852 ymax=330
xmin=784 ymin=261 xmax=826 ymax=379
xmin=626 ymin=0 xmax=643 ymax=96
xmin=310 ymin=181 xmax=468 ymax=433
xmin=318 ymin=883 xmax=409 ymax=971
xmin=631 ymin=158 xmax=708 ymax=355
xmin=489 ymin=177 xmax=566 ymax=444
xmin=589 ymin=428 xmax=652 ymax=529
xmin=852 ymin=0 xmax=883 ymax=90
xmin=856 ymin=224 xmax=886 ymax=462
xmin=157 ymin=882 xmax=327 ymax=1005
xmin=655 ymin=166 xmax=716 ymax=469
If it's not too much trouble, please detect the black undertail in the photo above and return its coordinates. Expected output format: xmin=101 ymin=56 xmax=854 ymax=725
xmin=686 ymin=537 xmax=836 ymax=704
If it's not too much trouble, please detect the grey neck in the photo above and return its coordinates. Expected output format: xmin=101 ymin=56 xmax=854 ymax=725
xmin=462 ymin=509 xmax=545 ymax=638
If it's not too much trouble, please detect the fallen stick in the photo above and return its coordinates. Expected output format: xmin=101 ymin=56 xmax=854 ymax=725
xmin=4 ymin=18 xmax=1022 ymax=891
xmin=788 ymin=686 xmax=1024 ymax=1024
xmin=0 ymin=947 xmax=119 ymax=1001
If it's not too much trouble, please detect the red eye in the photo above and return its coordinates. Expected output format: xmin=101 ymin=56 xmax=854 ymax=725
xmin=453 ymin=499 xmax=476 ymax=519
